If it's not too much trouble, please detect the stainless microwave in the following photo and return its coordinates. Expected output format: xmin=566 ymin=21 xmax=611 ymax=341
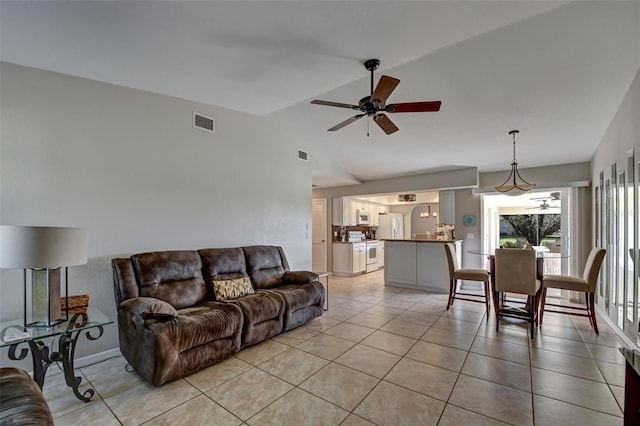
xmin=356 ymin=210 xmax=370 ymax=225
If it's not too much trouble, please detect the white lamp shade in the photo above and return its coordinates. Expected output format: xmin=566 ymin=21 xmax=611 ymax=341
xmin=0 ymin=225 xmax=88 ymax=269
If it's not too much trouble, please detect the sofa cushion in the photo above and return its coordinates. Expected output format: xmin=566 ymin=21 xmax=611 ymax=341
xmin=199 ymin=248 xmax=251 ymax=299
xmin=132 ymin=251 xmax=207 ymax=309
xmin=153 ymin=302 xmax=243 ymax=353
xmin=226 ymin=291 xmax=285 ymax=347
xmin=243 ymin=246 xmax=290 ymax=289
xmin=213 ymin=277 xmax=255 ymax=300
xmin=273 ymin=281 xmax=325 ymax=331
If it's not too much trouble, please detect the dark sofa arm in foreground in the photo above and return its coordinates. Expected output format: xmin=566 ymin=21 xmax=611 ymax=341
xmin=0 ymin=368 xmax=54 ymax=426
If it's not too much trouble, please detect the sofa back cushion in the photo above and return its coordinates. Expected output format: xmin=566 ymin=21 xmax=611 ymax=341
xmin=243 ymin=246 xmax=291 ymax=289
xmin=131 ymin=250 xmax=207 ymax=309
xmin=199 ymin=248 xmax=251 ymax=299
xmin=112 ymin=258 xmax=140 ymax=304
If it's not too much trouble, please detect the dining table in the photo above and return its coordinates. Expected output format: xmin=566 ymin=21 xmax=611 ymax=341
xmin=467 ymin=248 xmax=566 ymax=318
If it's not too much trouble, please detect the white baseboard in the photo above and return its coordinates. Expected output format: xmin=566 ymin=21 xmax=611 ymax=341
xmin=45 ymin=348 xmax=122 ymax=377
xmin=595 ymin=305 xmax=639 ymax=351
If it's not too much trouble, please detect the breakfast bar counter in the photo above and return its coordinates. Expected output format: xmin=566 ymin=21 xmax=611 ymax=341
xmin=383 ymin=240 xmax=462 ymax=292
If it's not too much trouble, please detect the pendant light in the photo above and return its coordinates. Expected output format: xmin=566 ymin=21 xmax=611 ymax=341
xmin=495 ymin=130 xmax=535 ymax=196
xmin=420 ymin=205 xmax=437 ymax=218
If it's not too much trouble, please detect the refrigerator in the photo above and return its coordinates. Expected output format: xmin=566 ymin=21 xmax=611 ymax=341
xmin=377 ymin=213 xmax=404 ymax=240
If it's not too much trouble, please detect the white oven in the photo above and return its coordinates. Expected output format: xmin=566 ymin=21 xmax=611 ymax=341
xmin=366 ymin=241 xmax=379 ymax=272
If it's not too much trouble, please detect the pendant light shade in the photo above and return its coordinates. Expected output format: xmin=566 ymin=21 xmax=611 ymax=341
xmin=495 ymin=130 xmax=535 ymax=195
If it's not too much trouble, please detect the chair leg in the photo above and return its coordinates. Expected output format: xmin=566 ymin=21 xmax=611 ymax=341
xmin=446 ymin=278 xmax=454 ymax=310
xmin=484 ymin=280 xmax=490 ymax=320
xmin=539 ymin=287 xmax=547 ymax=327
xmin=495 ymin=291 xmax=500 ymax=333
xmin=529 ymin=295 xmax=535 ymax=339
xmin=588 ymin=292 xmax=599 ymax=334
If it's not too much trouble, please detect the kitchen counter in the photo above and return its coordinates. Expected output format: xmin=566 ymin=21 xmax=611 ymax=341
xmin=382 ymin=239 xmax=460 ymax=243
xmin=333 ymin=240 xmax=381 ymax=244
xmin=383 ymin=240 xmax=462 ymax=292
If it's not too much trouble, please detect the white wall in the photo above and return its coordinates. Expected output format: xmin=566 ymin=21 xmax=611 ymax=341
xmin=0 ymin=62 xmax=312 ymax=365
xmin=406 ymin=204 xmax=439 ymax=237
xmin=590 ymin=68 xmax=639 ymax=341
xmin=592 ymin=69 xmax=640 ymax=187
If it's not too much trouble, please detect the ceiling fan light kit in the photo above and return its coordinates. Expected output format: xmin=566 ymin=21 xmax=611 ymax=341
xmin=311 ymin=59 xmax=441 ymax=136
xmin=495 ymin=130 xmax=536 ymax=196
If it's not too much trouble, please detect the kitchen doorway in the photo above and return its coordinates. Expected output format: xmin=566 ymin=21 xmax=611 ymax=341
xmin=312 ymin=199 xmax=327 ymax=272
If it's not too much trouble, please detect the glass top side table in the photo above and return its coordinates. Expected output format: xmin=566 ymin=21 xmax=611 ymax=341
xmin=0 ymin=307 xmax=113 ymax=402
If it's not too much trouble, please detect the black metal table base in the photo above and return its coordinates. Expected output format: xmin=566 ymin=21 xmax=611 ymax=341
xmin=7 ymin=319 xmax=104 ymax=403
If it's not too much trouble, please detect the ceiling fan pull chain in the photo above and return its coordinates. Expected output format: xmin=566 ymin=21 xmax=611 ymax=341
xmin=367 ymin=117 xmax=370 ymax=137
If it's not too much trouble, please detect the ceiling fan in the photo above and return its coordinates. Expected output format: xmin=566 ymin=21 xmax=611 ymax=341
xmin=527 ymin=200 xmax=560 ymax=211
xmin=310 ymin=59 xmax=441 ymax=135
xmin=530 ymin=192 xmax=561 ymax=202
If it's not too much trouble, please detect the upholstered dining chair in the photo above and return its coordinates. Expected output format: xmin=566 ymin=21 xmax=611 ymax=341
xmin=444 ymin=243 xmax=491 ymax=317
xmin=540 ymin=247 xmax=606 ymax=333
xmin=494 ymin=248 xmax=541 ymax=339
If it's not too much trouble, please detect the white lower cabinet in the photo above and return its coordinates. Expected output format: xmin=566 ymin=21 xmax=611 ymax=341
xmin=384 ymin=240 xmax=462 ymax=292
xmin=383 ymin=241 xmax=417 ymax=285
xmin=333 ymin=242 xmax=366 ymax=276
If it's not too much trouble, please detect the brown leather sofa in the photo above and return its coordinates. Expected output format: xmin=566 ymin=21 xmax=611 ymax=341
xmin=0 ymin=368 xmax=54 ymax=426
xmin=112 ymin=245 xmax=324 ymax=387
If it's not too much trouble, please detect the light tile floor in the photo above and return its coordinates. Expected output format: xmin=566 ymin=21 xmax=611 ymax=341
xmin=47 ymin=270 xmax=630 ymax=425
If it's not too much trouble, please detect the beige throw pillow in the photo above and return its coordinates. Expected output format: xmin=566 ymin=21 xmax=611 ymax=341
xmin=213 ymin=277 xmax=255 ymax=300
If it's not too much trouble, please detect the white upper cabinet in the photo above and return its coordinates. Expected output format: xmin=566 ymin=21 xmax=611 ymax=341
xmin=333 ymin=197 xmax=357 ymax=226
xmin=333 ymin=197 xmax=390 ymax=227
xmin=438 ymin=190 xmax=455 ymax=225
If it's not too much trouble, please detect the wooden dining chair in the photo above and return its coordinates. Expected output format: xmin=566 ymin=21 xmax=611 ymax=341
xmin=540 ymin=247 xmax=606 ymax=333
xmin=444 ymin=243 xmax=491 ymax=317
xmin=494 ymin=248 xmax=541 ymax=339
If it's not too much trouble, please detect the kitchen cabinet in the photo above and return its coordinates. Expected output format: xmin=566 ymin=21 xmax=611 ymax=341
xmin=332 ymin=197 xmax=357 ymax=226
xmin=383 ymin=241 xmax=416 ymax=285
xmin=384 ymin=240 xmax=462 ymax=292
xmin=378 ymin=242 xmax=385 ymax=268
xmin=370 ymin=203 xmax=386 ymax=226
xmin=333 ymin=242 xmax=366 ymax=276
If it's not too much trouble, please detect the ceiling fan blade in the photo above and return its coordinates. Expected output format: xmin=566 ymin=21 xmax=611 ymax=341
xmin=327 ymin=114 xmax=365 ymax=132
xmin=388 ymin=101 xmax=441 ymax=113
xmin=371 ymin=76 xmax=400 ymax=105
xmin=373 ymin=114 xmax=399 ymax=135
xmin=311 ymin=100 xmax=359 ymax=109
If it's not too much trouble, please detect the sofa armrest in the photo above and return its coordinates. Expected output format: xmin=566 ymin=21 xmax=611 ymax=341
xmin=282 ymin=271 xmax=319 ymax=285
xmin=119 ymin=297 xmax=177 ymax=324
xmin=0 ymin=368 xmax=54 ymax=426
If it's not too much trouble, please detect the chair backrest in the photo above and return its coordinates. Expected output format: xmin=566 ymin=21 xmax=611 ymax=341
xmin=444 ymin=243 xmax=458 ymax=277
xmin=495 ymin=248 xmax=538 ymax=295
xmin=583 ymin=247 xmax=606 ymax=292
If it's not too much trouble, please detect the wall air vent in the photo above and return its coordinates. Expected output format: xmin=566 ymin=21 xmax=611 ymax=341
xmin=297 ymin=149 xmax=309 ymax=161
xmin=193 ymin=112 xmax=215 ymax=133
xmin=398 ymin=194 xmax=416 ymax=202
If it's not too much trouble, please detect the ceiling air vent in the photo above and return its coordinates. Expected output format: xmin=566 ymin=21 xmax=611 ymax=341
xmin=297 ymin=149 xmax=309 ymax=161
xmin=193 ymin=112 xmax=215 ymax=133
xmin=398 ymin=194 xmax=416 ymax=202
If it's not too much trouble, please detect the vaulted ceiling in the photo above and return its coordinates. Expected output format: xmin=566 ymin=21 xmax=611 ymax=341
xmin=2 ymin=1 xmax=639 ymax=187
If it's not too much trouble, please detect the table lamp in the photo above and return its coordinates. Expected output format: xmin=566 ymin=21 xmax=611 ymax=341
xmin=0 ymin=225 xmax=88 ymax=327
